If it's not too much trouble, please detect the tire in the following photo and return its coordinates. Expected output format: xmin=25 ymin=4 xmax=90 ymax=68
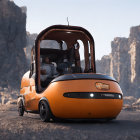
xmin=18 ymin=99 xmax=24 ymax=116
xmin=105 ymin=118 xmax=116 ymax=122
xmin=39 ymin=100 xmax=51 ymax=122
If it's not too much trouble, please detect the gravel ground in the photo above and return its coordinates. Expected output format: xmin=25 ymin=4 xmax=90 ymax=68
xmin=0 ymin=105 xmax=140 ymax=140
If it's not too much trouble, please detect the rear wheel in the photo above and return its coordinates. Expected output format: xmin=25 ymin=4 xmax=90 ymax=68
xmin=18 ymin=99 xmax=24 ymax=116
xmin=39 ymin=100 xmax=51 ymax=122
xmin=105 ymin=118 xmax=116 ymax=122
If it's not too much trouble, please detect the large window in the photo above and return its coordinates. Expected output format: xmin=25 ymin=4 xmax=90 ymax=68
xmin=40 ymin=40 xmax=60 ymax=49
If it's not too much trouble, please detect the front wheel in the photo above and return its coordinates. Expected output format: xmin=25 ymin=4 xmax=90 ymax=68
xmin=18 ymin=99 xmax=24 ymax=116
xmin=39 ymin=100 xmax=51 ymax=122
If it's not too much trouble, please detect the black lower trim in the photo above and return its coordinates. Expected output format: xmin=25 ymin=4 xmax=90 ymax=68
xmin=63 ymin=92 xmax=122 ymax=99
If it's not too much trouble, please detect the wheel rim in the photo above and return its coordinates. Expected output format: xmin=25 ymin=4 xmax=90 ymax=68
xmin=40 ymin=103 xmax=47 ymax=120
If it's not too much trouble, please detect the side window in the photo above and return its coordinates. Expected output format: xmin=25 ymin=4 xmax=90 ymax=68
xmin=29 ymin=64 xmax=33 ymax=78
xmin=62 ymin=41 xmax=67 ymax=50
xmin=30 ymin=49 xmax=36 ymax=78
xmin=29 ymin=61 xmax=35 ymax=78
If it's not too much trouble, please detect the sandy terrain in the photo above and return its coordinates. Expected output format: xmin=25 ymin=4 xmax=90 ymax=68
xmin=0 ymin=105 xmax=140 ymax=140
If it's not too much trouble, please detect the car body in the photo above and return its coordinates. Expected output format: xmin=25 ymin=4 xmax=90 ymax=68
xmin=18 ymin=25 xmax=123 ymax=122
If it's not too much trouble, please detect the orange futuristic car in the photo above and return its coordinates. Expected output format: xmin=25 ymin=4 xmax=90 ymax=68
xmin=18 ymin=25 xmax=123 ymax=122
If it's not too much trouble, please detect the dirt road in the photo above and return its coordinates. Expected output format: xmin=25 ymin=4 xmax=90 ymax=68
xmin=0 ymin=105 xmax=140 ymax=140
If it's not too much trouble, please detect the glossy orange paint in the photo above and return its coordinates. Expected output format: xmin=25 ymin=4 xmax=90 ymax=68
xmin=43 ymin=79 xmax=123 ymax=119
xmin=20 ymin=72 xmax=123 ymax=119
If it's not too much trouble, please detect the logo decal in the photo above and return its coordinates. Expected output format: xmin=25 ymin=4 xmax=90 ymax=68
xmin=95 ymin=82 xmax=110 ymax=90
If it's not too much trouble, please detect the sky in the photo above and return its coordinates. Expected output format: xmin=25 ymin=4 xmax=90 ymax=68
xmin=13 ymin=0 xmax=140 ymax=60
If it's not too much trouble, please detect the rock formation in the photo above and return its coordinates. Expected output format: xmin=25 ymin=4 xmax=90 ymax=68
xmin=26 ymin=32 xmax=37 ymax=64
xmin=96 ymin=55 xmax=111 ymax=76
xmin=96 ymin=25 xmax=140 ymax=97
xmin=0 ymin=0 xmax=27 ymax=91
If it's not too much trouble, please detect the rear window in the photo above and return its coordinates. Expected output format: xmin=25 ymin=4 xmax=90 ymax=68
xmin=40 ymin=40 xmax=60 ymax=49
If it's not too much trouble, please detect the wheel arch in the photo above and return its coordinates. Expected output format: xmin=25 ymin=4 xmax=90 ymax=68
xmin=38 ymin=97 xmax=54 ymax=118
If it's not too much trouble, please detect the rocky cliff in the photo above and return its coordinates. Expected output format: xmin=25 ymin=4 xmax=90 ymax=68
xmin=96 ymin=55 xmax=111 ymax=76
xmin=0 ymin=0 xmax=27 ymax=92
xmin=26 ymin=32 xmax=37 ymax=64
xmin=96 ymin=25 xmax=140 ymax=97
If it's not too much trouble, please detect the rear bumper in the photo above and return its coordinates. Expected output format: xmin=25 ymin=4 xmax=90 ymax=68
xmin=51 ymin=98 xmax=123 ymax=119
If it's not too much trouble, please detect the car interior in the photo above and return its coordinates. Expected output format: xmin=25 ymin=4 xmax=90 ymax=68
xmin=30 ymin=27 xmax=96 ymax=92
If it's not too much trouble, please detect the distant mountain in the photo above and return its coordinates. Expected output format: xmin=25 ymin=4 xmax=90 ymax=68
xmin=0 ymin=0 xmax=27 ymax=90
xmin=96 ymin=25 xmax=140 ymax=97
